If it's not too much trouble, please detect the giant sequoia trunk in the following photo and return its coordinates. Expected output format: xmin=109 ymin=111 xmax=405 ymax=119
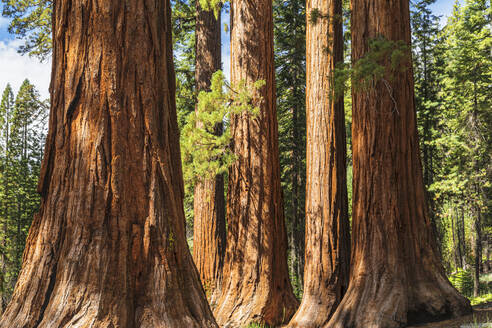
xmin=212 ymin=0 xmax=299 ymax=326
xmin=326 ymin=1 xmax=472 ymax=327
xmin=0 ymin=1 xmax=217 ymax=327
xmin=192 ymin=2 xmax=226 ymax=302
xmin=287 ymin=0 xmax=350 ymax=326
xmin=329 ymin=0 xmax=471 ymax=328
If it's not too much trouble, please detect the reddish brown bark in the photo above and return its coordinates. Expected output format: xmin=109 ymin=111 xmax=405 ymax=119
xmin=287 ymin=0 xmax=350 ymax=326
xmin=0 ymin=1 xmax=217 ymax=327
xmin=212 ymin=0 xmax=299 ymax=326
xmin=327 ymin=1 xmax=472 ymax=327
xmin=192 ymin=2 xmax=226 ymax=302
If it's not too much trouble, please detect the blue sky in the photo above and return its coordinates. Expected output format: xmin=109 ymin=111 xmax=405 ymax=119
xmin=0 ymin=0 xmax=456 ymax=100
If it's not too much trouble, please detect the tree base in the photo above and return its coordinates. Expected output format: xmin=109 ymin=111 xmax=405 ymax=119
xmin=327 ymin=271 xmax=472 ymax=328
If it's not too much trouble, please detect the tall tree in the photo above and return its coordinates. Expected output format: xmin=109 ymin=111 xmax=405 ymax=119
xmin=0 ymin=84 xmax=15 ymax=312
xmin=274 ymin=0 xmax=307 ymax=295
xmin=436 ymin=0 xmax=491 ymax=298
xmin=9 ymin=80 xmax=47 ymax=280
xmin=0 ymin=1 xmax=217 ymax=326
xmin=192 ymin=1 xmax=226 ymax=301
xmin=0 ymin=81 xmax=47 ymax=313
xmin=288 ymin=0 xmax=350 ymax=326
xmin=213 ymin=0 xmax=299 ymax=325
xmin=327 ymin=0 xmax=472 ymax=326
xmin=411 ymin=0 xmax=442 ymax=246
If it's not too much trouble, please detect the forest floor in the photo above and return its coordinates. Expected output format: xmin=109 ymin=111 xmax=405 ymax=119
xmin=408 ymin=303 xmax=492 ymax=328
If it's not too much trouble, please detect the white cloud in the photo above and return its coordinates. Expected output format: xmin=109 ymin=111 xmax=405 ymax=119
xmin=0 ymin=39 xmax=51 ymax=99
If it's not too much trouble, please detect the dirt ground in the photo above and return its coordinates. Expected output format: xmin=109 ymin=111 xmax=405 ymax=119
xmin=408 ymin=303 xmax=492 ymax=328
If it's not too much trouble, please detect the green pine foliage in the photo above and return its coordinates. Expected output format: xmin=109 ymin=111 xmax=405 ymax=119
xmin=1 ymin=0 xmax=52 ymax=60
xmin=0 ymin=80 xmax=47 ymax=309
xmin=181 ymin=70 xmax=264 ymax=189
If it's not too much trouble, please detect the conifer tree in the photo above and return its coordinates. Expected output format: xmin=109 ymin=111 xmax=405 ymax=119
xmin=274 ymin=0 xmax=307 ymax=295
xmin=434 ymin=0 xmax=491 ymax=298
xmin=0 ymin=84 xmax=15 ymax=312
xmin=0 ymin=81 xmax=47 ymax=312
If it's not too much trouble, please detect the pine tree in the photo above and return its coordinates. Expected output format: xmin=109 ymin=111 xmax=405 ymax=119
xmin=0 ymin=81 xmax=47 ymax=312
xmin=0 ymin=84 xmax=15 ymax=311
xmin=1 ymin=0 xmax=52 ymax=60
xmin=411 ymin=0 xmax=442 ymax=247
xmin=274 ymin=0 xmax=307 ymax=296
xmin=433 ymin=0 xmax=491 ymax=298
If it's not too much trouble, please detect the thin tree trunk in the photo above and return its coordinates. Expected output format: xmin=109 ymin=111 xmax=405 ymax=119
xmin=292 ymin=99 xmax=303 ymax=289
xmin=213 ymin=0 xmax=299 ymax=325
xmin=0 ymin=108 xmax=9 ymax=313
xmin=192 ymin=2 xmax=226 ymax=304
xmin=327 ymin=1 xmax=472 ymax=327
xmin=473 ymin=207 xmax=482 ymax=297
xmin=0 ymin=1 xmax=217 ymax=327
xmin=288 ymin=0 xmax=350 ymax=326
xmin=460 ymin=207 xmax=467 ymax=268
xmin=452 ymin=213 xmax=462 ymax=269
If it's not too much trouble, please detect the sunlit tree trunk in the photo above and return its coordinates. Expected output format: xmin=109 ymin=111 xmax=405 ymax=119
xmin=287 ymin=0 xmax=350 ymax=326
xmin=192 ymin=2 xmax=226 ymax=304
xmin=327 ymin=0 xmax=472 ymax=327
xmin=213 ymin=0 xmax=299 ymax=325
xmin=0 ymin=1 xmax=217 ymax=327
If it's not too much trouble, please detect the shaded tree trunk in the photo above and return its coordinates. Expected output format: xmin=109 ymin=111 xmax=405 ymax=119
xmin=460 ymin=207 xmax=467 ymax=268
xmin=452 ymin=214 xmax=462 ymax=269
xmin=292 ymin=87 xmax=305 ymax=290
xmin=213 ymin=0 xmax=299 ymax=325
xmin=473 ymin=207 xmax=482 ymax=297
xmin=287 ymin=0 xmax=350 ymax=326
xmin=327 ymin=1 xmax=472 ymax=327
xmin=192 ymin=2 xmax=226 ymax=304
xmin=0 ymin=1 xmax=217 ymax=327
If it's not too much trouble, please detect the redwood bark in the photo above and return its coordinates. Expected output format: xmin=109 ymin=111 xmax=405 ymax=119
xmin=0 ymin=1 xmax=217 ymax=327
xmin=192 ymin=2 xmax=226 ymax=303
xmin=287 ymin=0 xmax=350 ymax=326
xmin=327 ymin=1 xmax=472 ymax=327
xmin=213 ymin=0 xmax=299 ymax=326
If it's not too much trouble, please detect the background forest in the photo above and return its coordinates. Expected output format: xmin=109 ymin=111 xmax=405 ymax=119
xmin=0 ymin=0 xmax=490 ymax=314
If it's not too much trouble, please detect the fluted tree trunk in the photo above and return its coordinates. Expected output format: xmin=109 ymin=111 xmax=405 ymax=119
xmin=213 ymin=0 xmax=299 ymax=326
xmin=287 ymin=0 xmax=350 ymax=327
xmin=0 ymin=1 xmax=217 ymax=327
xmin=192 ymin=2 xmax=226 ymax=303
xmin=327 ymin=0 xmax=472 ymax=327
